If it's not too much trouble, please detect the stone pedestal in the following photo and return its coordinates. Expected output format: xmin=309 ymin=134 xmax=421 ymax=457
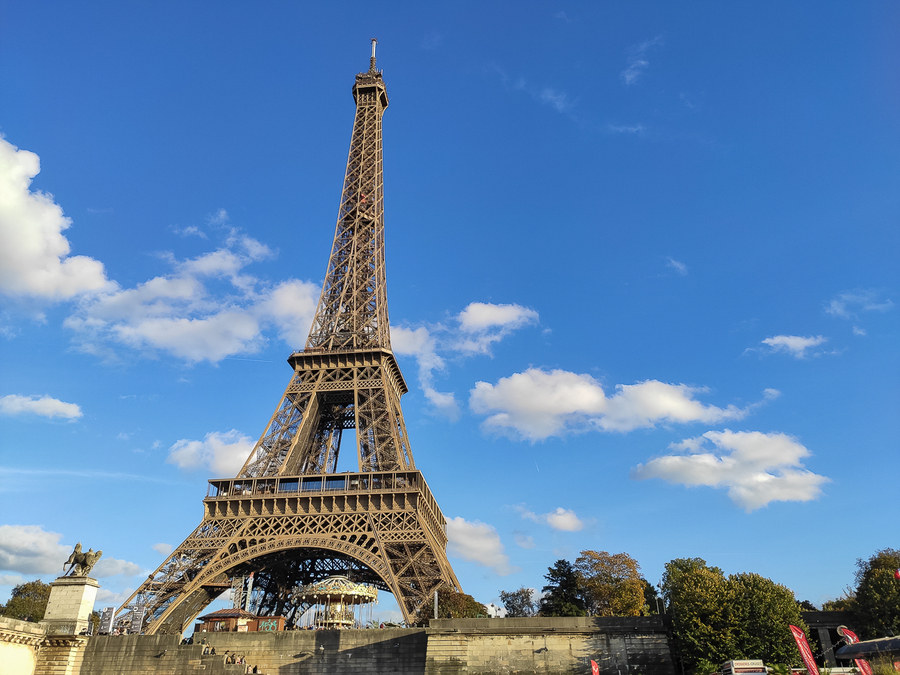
xmin=39 ymin=576 xmax=100 ymax=636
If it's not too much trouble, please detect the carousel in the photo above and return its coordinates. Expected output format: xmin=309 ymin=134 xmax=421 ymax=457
xmin=291 ymin=575 xmax=379 ymax=629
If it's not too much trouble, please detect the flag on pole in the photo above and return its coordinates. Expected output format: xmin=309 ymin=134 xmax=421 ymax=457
xmin=790 ymin=625 xmax=820 ymax=675
xmin=837 ymin=626 xmax=873 ymax=675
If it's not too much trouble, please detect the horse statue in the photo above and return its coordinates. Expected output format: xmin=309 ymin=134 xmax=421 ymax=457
xmin=63 ymin=543 xmax=103 ymax=577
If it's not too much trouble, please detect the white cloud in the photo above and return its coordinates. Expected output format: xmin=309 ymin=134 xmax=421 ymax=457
xmin=172 ymin=225 xmax=208 ymax=239
xmin=94 ymin=588 xmax=133 ymax=608
xmin=167 ymin=430 xmax=254 ymax=476
xmin=667 ymin=258 xmax=688 ymax=276
xmin=516 ymin=506 xmax=584 ymax=532
xmin=631 ymin=429 xmax=830 ymax=511
xmin=0 ymin=137 xmax=112 ymax=300
xmin=455 ymin=302 xmax=539 ymax=355
xmin=761 ymin=335 xmax=827 ymax=359
xmin=446 ymin=517 xmax=518 ymax=576
xmin=391 ymin=325 xmax=458 ymax=418
xmin=458 ymin=302 xmax=538 ymax=333
xmin=513 ymin=533 xmax=535 ymax=549
xmin=391 ymin=302 xmax=538 ymax=417
xmin=92 ymin=557 xmax=143 ymax=578
xmin=826 ymin=290 xmax=893 ymax=319
xmin=151 ymin=543 xmax=173 ymax=557
xmin=470 ymin=368 xmax=760 ymax=440
xmin=852 ymin=326 xmax=866 ymax=336
xmin=0 ymin=525 xmax=70 ymax=574
xmin=540 ymin=88 xmax=573 ymax=113
xmin=0 ymin=574 xmax=25 ymax=586
xmin=620 ymin=36 xmax=663 ymax=85
xmin=608 ymin=124 xmax=645 ymax=135
xmin=64 ymin=238 xmax=319 ymax=363
xmin=0 ymin=394 xmax=82 ymax=419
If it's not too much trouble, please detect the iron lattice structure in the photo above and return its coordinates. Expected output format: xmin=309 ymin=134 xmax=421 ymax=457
xmin=117 ymin=42 xmax=461 ymax=634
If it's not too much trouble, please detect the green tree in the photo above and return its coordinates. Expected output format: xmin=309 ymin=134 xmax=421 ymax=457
xmin=853 ymin=548 xmax=900 ymax=639
xmin=663 ymin=559 xmax=808 ymax=673
xmin=664 ymin=558 xmax=735 ymax=671
xmin=821 ymin=588 xmax=857 ymax=612
xmin=499 ymin=587 xmax=538 ymax=617
xmin=643 ymin=579 xmax=662 ymax=615
xmin=538 ymin=559 xmax=587 ymax=617
xmin=797 ymin=600 xmax=818 ymax=611
xmin=413 ymin=587 xmax=487 ymax=625
xmin=729 ymin=572 xmax=808 ymax=666
xmin=574 ymin=550 xmax=644 ymax=617
xmin=0 ymin=580 xmax=52 ymax=622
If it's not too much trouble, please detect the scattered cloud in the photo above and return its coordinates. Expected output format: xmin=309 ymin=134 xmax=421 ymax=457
xmin=1 ymin=139 xmax=319 ymax=363
xmin=513 ymin=533 xmax=536 ymax=549
xmin=490 ymin=65 xmax=575 ymax=115
xmin=608 ymin=124 xmax=645 ymax=135
xmin=172 ymin=225 xmax=208 ymax=239
xmin=761 ymin=335 xmax=827 ymax=359
xmin=446 ymin=516 xmax=518 ymax=576
xmin=826 ymin=290 xmax=893 ymax=319
xmin=0 ymin=524 xmax=70 ymax=574
xmin=0 ymin=136 xmax=112 ymax=300
xmin=852 ymin=326 xmax=867 ymax=336
xmin=540 ymin=88 xmax=574 ymax=113
xmin=166 ymin=429 xmax=254 ymax=476
xmin=92 ymin=557 xmax=143 ymax=578
xmin=421 ymin=32 xmax=442 ymax=50
xmin=64 ymin=239 xmax=319 ymax=363
xmin=679 ymin=92 xmax=697 ymax=110
xmin=391 ymin=325 xmax=458 ymax=418
xmin=631 ymin=429 xmax=829 ymax=511
xmin=151 ymin=543 xmax=173 ymax=557
xmin=621 ymin=36 xmax=663 ymax=86
xmin=470 ymin=368 xmax=767 ymax=440
xmin=95 ymin=588 xmax=134 ymax=607
xmin=207 ymin=208 xmax=229 ymax=227
xmin=0 ymin=574 xmax=25 ymax=586
xmin=553 ymin=11 xmax=572 ymax=22
xmin=516 ymin=505 xmax=585 ymax=532
xmin=667 ymin=258 xmax=688 ymax=275
xmin=456 ymin=302 xmax=539 ymax=354
xmin=392 ymin=302 xmax=539 ymax=417
xmin=0 ymin=394 xmax=82 ymax=419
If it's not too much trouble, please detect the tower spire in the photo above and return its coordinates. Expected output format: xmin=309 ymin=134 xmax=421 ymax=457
xmin=369 ymin=37 xmax=377 ymax=73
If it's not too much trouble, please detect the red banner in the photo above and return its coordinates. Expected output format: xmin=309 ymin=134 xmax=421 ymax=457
xmin=837 ymin=625 xmax=872 ymax=675
xmin=790 ymin=625 xmax=819 ymax=675
xmin=591 ymin=660 xmax=600 ymax=675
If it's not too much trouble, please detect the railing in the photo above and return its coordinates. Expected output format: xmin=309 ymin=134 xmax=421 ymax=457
xmin=206 ymin=471 xmax=424 ymax=501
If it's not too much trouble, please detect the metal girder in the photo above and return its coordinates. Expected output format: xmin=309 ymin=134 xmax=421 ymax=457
xmin=117 ymin=45 xmax=460 ymax=633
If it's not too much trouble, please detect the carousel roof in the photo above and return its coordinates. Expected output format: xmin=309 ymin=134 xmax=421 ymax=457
xmin=293 ymin=575 xmax=378 ymax=602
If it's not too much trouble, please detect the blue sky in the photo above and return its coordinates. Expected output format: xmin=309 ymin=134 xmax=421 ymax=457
xmin=1 ymin=2 xmax=897 ymax=622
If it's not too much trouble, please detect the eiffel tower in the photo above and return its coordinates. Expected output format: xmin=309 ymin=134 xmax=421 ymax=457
xmin=117 ymin=41 xmax=461 ymax=634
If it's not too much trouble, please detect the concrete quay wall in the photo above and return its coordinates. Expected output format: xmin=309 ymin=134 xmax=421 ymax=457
xmin=80 ymin=629 xmax=427 ymax=675
xmin=74 ymin=617 xmax=674 ymax=675
xmin=427 ymin=617 xmax=675 ymax=675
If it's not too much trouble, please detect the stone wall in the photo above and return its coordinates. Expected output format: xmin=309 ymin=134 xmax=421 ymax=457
xmin=74 ymin=616 xmax=675 ymax=675
xmin=0 ymin=617 xmax=45 ymax=675
xmin=81 ymin=629 xmax=428 ymax=675
xmin=427 ymin=617 xmax=675 ymax=675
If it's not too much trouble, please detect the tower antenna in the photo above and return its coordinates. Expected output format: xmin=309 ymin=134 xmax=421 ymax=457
xmin=369 ymin=38 xmax=377 ymax=72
